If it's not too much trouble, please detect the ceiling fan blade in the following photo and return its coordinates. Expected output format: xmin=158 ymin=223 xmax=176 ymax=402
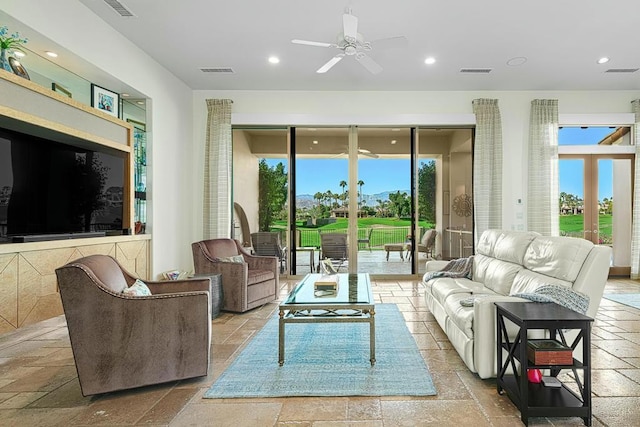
xmin=317 ymin=54 xmax=344 ymax=73
xmin=292 ymin=39 xmax=335 ymax=48
xmin=358 ymin=148 xmax=379 ymax=158
xmin=370 ymin=36 xmax=408 ymax=50
xmin=342 ymin=12 xmax=358 ymax=42
xmin=356 ymin=53 xmax=383 ymax=75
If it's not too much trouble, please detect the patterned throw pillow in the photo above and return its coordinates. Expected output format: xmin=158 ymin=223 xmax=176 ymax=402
xmin=122 ymin=279 xmax=152 ymax=296
xmin=215 ymin=255 xmax=245 ymax=263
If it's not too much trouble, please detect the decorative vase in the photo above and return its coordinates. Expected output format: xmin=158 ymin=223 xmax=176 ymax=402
xmin=0 ymin=48 xmax=12 ymax=73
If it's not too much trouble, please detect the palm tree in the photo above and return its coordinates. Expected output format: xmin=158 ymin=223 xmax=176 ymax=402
xmin=376 ymin=199 xmax=385 ymax=217
xmin=324 ymin=190 xmax=334 ymax=210
xmin=357 ymin=180 xmax=365 ymax=208
xmin=339 ymin=180 xmax=347 ymax=207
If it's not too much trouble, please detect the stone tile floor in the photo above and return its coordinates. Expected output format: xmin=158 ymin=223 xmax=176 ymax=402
xmin=0 ymin=277 xmax=639 ymax=426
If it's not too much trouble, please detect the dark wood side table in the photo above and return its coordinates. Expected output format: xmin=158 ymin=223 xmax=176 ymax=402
xmin=192 ymin=273 xmax=223 ymax=319
xmin=495 ymin=302 xmax=593 ymax=426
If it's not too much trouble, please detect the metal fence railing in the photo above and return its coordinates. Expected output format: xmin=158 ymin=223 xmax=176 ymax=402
xmin=293 ymin=226 xmax=427 ymax=249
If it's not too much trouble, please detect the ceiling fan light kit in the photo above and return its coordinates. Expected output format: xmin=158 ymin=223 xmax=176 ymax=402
xmin=292 ymin=7 xmax=407 ymax=75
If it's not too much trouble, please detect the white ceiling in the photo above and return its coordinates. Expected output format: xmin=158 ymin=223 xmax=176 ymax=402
xmin=76 ymin=0 xmax=640 ymax=92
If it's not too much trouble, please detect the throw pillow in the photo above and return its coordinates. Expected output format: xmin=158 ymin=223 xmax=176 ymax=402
xmin=215 ymin=255 xmax=245 ymax=263
xmin=122 ymin=278 xmax=152 ymax=296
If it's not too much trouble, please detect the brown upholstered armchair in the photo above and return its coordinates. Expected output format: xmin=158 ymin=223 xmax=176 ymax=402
xmin=192 ymin=238 xmax=279 ymax=313
xmin=55 ymin=255 xmax=211 ymax=396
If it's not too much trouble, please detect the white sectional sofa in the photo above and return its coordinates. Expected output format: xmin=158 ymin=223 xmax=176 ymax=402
xmin=423 ymin=229 xmax=611 ymax=379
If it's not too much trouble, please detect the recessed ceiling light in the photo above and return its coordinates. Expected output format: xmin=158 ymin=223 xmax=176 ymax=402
xmin=424 ymin=57 xmax=436 ymax=65
xmin=507 ymin=56 xmax=527 ymax=66
xmin=312 ymin=140 xmax=318 ymax=144
xmin=268 ymin=56 xmax=280 ymax=64
xmin=597 ymin=57 xmax=610 ymax=64
xmin=121 ymin=93 xmax=130 ymax=97
xmin=45 ymin=51 xmax=58 ymax=58
xmin=14 ymin=51 xmax=25 ymax=58
xmin=391 ymin=140 xmax=397 ymax=144
xmin=136 ymin=101 xmax=144 ymax=105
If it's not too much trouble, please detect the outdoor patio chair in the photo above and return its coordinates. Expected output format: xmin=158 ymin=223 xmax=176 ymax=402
xmin=357 ymin=228 xmax=373 ymax=252
xmin=319 ymin=232 xmax=348 ymax=272
xmin=251 ymin=231 xmax=287 ymax=273
xmin=406 ymin=229 xmax=436 ymax=261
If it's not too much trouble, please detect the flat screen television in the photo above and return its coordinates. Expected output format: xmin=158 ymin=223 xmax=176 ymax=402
xmin=0 ymin=126 xmax=125 ymax=243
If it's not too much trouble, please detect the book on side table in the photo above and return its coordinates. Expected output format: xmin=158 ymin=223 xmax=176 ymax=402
xmin=527 ymin=339 xmax=573 ymax=365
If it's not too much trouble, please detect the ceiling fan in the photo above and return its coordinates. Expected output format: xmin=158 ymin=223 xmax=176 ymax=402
xmin=292 ymin=8 xmax=408 ymax=75
xmin=333 ymin=146 xmax=379 ymax=159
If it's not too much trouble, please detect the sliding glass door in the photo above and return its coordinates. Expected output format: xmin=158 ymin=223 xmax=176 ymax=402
xmin=292 ymin=127 xmax=349 ymax=274
xmin=233 ymin=125 xmax=475 ymax=276
xmin=355 ymin=127 xmax=413 ymax=274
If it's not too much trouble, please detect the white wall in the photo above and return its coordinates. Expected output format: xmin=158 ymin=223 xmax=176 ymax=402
xmin=232 ymin=130 xmax=260 ymax=234
xmin=194 ymin=90 xmax=639 ymax=237
xmin=4 ymin=1 xmax=196 ymax=277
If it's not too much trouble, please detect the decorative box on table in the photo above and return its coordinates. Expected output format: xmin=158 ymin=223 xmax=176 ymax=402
xmin=527 ymin=339 xmax=573 ymax=365
xmin=314 ymin=275 xmax=339 ymax=292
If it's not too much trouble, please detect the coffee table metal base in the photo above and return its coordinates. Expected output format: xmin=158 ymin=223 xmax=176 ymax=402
xmin=278 ymin=306 xmax=376 ymax=366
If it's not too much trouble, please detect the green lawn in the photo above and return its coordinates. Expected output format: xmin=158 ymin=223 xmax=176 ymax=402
xmin=560 ymin=214 xmax=612 ymax=244
xmin=272 ymin=215 xmax=612 ymax=247
xmin=272 ymin=217 xmax=435 ymax=248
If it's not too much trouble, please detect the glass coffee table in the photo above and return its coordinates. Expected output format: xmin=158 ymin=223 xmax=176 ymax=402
xmin=278 ymin=273 xmax=375 ymax=366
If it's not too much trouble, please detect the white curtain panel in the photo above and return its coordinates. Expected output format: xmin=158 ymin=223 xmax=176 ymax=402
xmin=527 ymin=99 xmax=559 ymax=237
xmin=472 ymin=99 xmax=503 ymax=241
xmin=630 ymin=100 xmax=640 ymax=278
xmin=204 ymin=99 xmax=233 ymax=239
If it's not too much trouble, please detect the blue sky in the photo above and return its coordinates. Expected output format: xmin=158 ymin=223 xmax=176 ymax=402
xmin=269 ymin=158 xmax=428 ymax=195
xmin=268 ymin=126 xmax=616 ymax=199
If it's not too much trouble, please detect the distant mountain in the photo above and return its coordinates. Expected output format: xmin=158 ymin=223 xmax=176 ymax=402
xmin=296 ymin=190 xmax=409 ymax=208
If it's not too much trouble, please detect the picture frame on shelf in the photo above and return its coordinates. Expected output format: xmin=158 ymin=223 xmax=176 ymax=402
xmin=126 ymin=118 xmax=146 ymax=132
xmin=91 ymin=83 xmax=120 ymax=118
xmin=8 ymin=57 xmax=29 ymax=80
xmin=52 ymin=82 xmax=72 ymax=98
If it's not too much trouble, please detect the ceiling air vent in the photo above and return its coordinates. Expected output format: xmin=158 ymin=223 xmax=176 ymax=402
xmin=103 ymin=0 xmax=136 ymax=17
xmin=460 ymin=68 xmax=492 ymax=74
xmin=200 ymin=67 xmax=235 ymax=74
xmin=605 ymin=68 xmax=639 ymax=73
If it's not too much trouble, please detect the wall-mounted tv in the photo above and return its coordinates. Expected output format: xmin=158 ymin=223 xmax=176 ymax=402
xmin=0 ymin=127 xmax=125 ymax=243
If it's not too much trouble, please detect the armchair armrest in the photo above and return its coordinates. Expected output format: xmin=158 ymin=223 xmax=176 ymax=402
xmin=236 ymin=243 xmax=278 ymax=271
xmin=244 ymin=253 xmax=278 ymax=271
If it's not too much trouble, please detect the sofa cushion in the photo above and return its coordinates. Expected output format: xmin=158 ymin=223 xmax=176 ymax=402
xmin=476 ymin=230 xmax=538 ymax=263
xmin=493 ymin=231 xmax=539 ymax=264
xmin=427 ymin=277 xmax=489 ymax=306
xmin=524 ymin=236 xmax=593 ymax=282
xmin=509 ymin=269 xmax=573 ymax=296
xmin=443 ymin=293 xmax=475 ymax=339
xmin=473 ymin=254 xmax=524 ymax=296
